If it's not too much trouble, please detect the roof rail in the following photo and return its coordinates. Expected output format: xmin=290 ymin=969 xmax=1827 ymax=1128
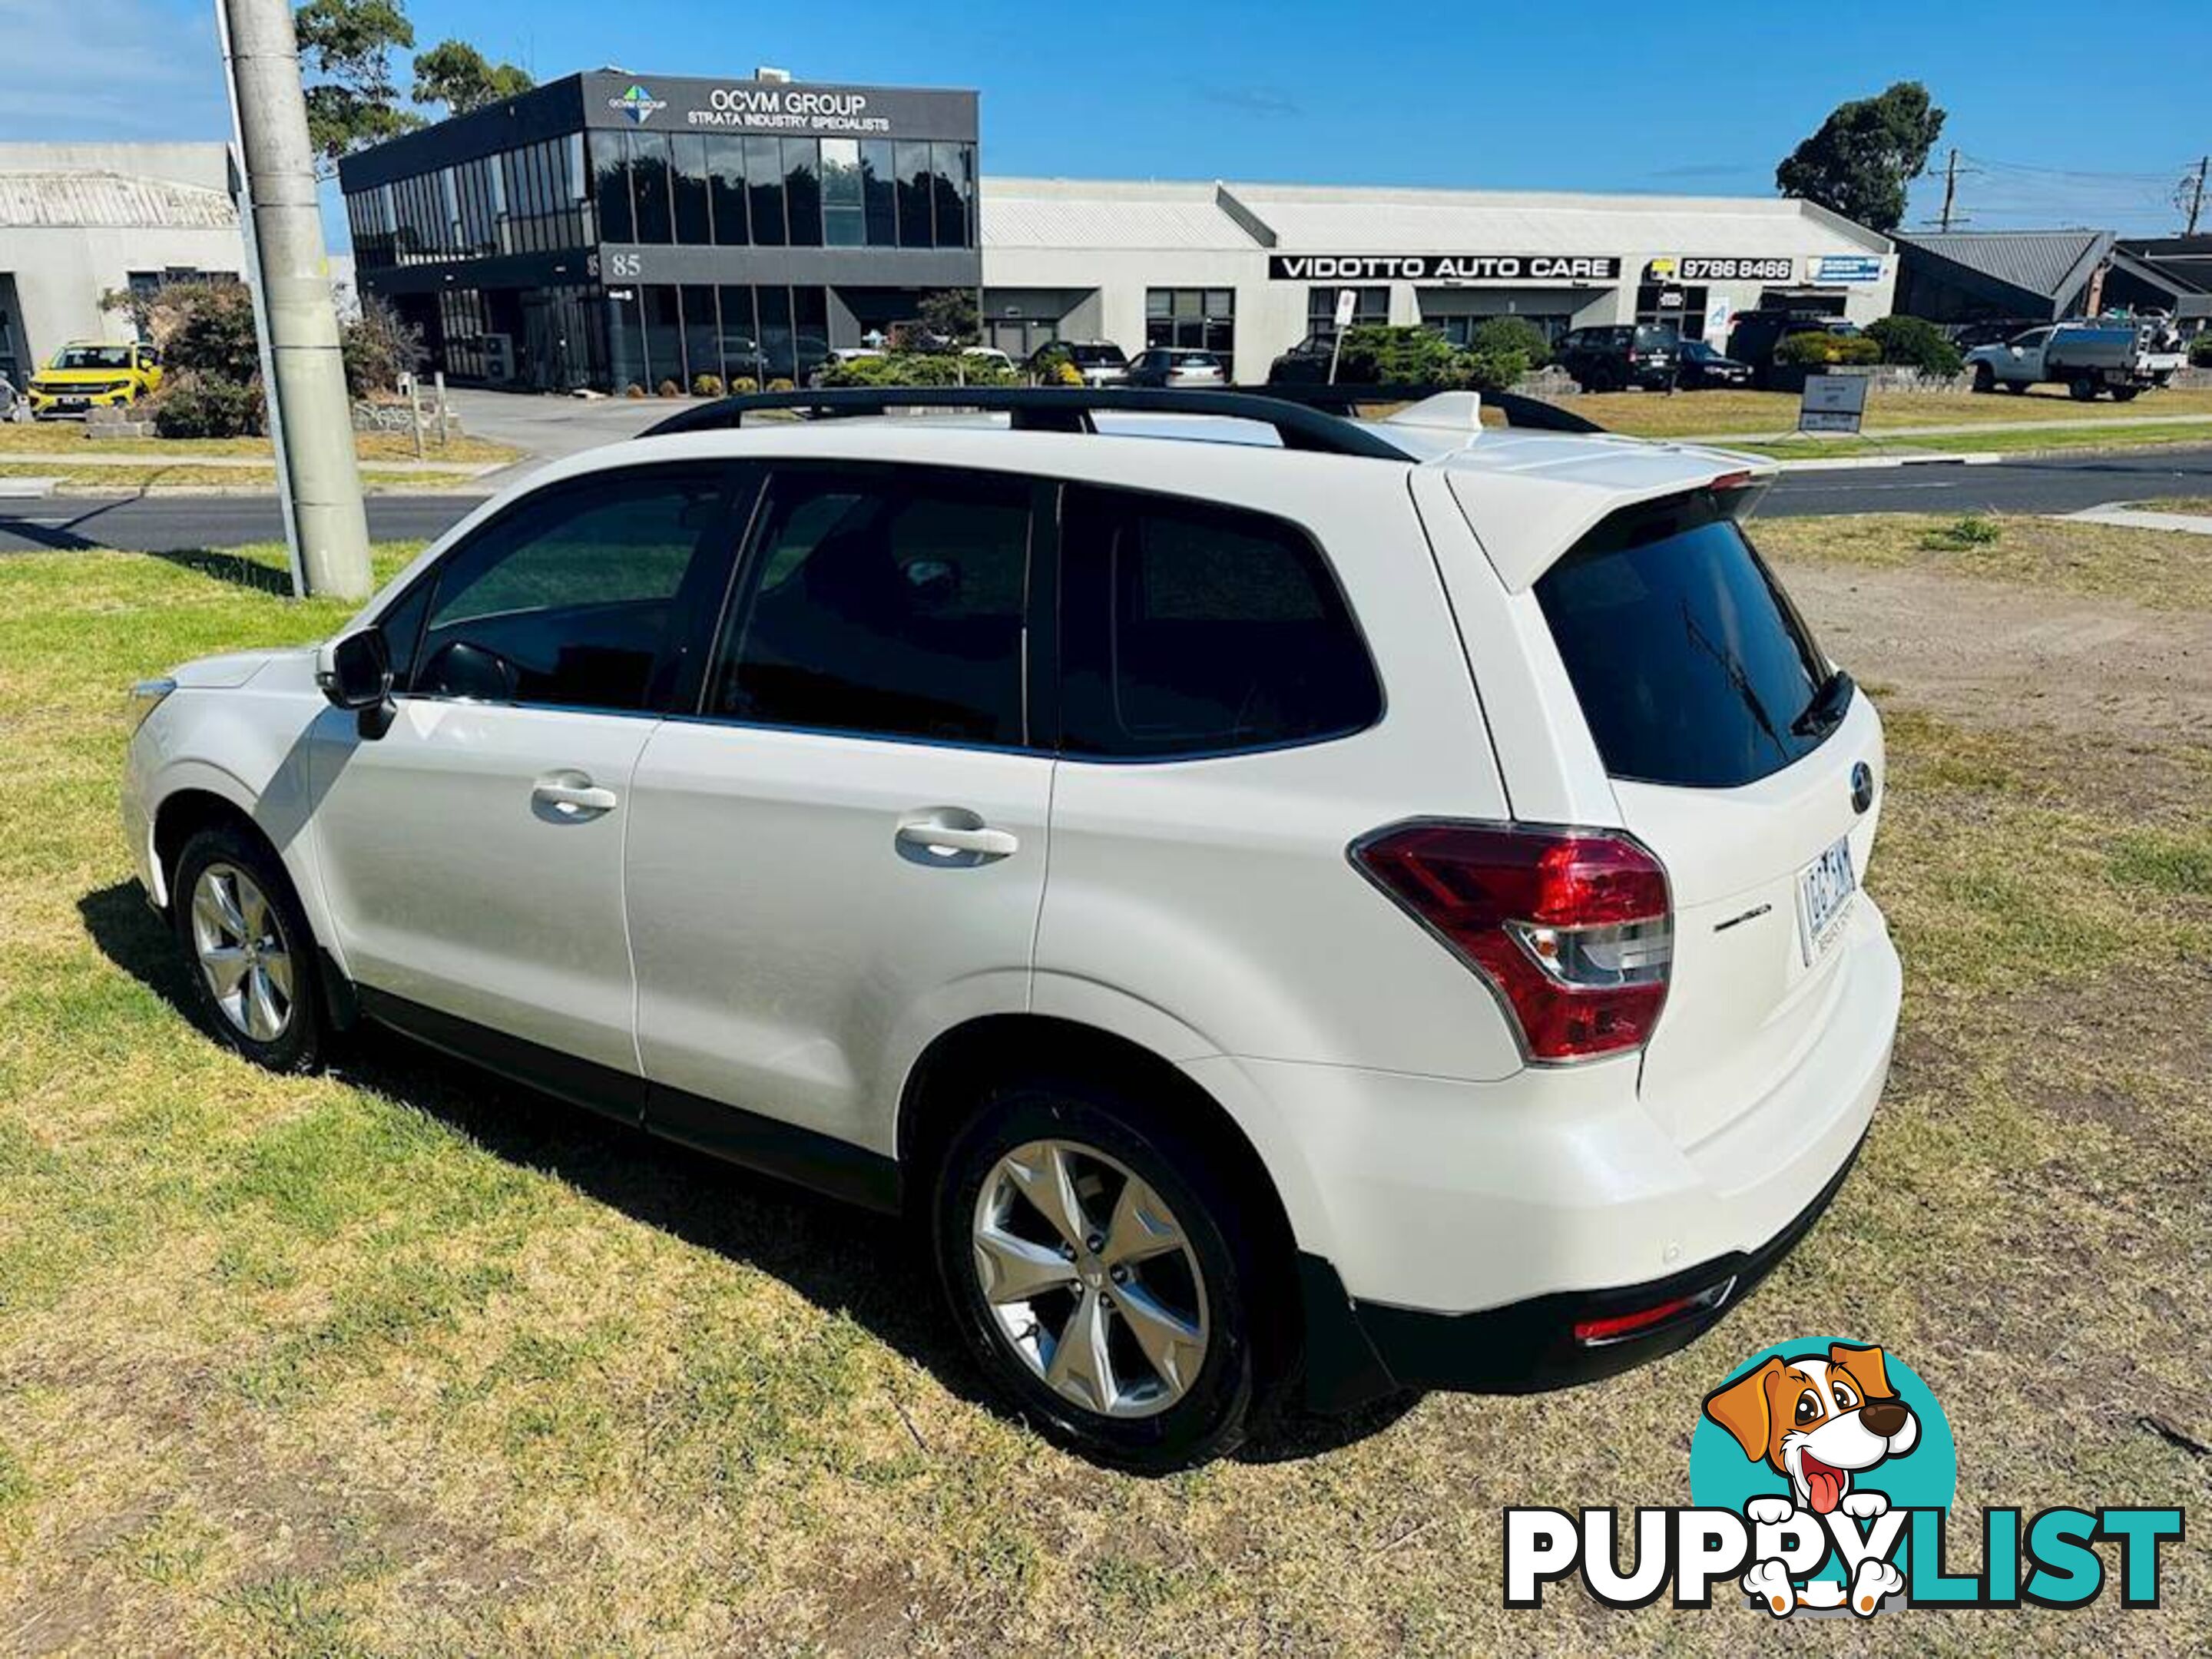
xmin=1257 ymin=383 xmax=1607 ymax=435
xmin=639 ymin=386 xmax=1419 ymax=459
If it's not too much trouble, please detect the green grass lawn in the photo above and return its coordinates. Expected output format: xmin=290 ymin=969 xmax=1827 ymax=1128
xmin=1555 ymin=382 xmax=2212 ymax=439
xmin=1 ymin=533 xmax=2207 ymax=1652
xmin=1724 ymin=419 xmax=2212 ymax=461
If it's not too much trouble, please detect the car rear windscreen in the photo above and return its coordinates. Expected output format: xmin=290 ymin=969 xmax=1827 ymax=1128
xmin=1535 ymin=492 xmax=1834 ymax=788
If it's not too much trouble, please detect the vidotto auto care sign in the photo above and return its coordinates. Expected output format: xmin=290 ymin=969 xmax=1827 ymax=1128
xmin=1269 ymin=254 xmax=1621 ymax=283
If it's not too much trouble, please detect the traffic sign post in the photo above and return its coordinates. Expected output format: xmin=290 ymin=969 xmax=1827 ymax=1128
xmin=1326 ymin=287 xmax=1356 ymax=384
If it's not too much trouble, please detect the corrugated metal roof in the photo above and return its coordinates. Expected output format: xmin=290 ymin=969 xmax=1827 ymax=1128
xmin=982 ymin=177 xmax=1892 ymax=257
xmin=1226 ymin=185 xmax=1884 ymax=255
xmin=981 ymin=188 xmax=1260 ymax=251
xmin=0 ymin=170 xmax=237 ymax=230
xmin=1892 ymin=230 xmax=2110 ymax=300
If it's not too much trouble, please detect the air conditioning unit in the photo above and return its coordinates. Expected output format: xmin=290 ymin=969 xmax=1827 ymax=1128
xmin=482 ymin=333 xmax=515 ymax=382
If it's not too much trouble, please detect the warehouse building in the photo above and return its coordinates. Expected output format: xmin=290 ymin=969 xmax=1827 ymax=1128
xmin=0 ymin=143 xmax=243 ymax=389
xmin=339 ymin=69 xmax=1902 ymax=390
xmin=978 ymin=178 xmax=1897 ymax=384
xmin=339 ymin=70 xmax=979 ymax=392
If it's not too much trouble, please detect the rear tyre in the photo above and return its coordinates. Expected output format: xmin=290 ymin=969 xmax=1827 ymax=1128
xmin=1971 ymin=363 xmax=1995 ymax=393
xmin=931 ymin=1076 xmax=1271 ymax=1469
xmin=2112 ymin=386 xmax=2141 ymax=402
xmin=2069 ymin=376 xmax=2098 ymax=402
xmin=171 ymin=824 xmax=324 ymax=1073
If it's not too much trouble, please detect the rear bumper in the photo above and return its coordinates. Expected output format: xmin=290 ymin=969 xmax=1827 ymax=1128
xmin=1298 ymin=1134 xmax=1863 ymax=1409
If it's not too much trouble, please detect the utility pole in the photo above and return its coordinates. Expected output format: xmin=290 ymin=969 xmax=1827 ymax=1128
xmin=2184 ymin=156 xmax=2208 ymax=237
xmin=217 ymin=0 xmax=372 ymax=600
xmin=1937 ymin=148 xmax=1962 ymax=233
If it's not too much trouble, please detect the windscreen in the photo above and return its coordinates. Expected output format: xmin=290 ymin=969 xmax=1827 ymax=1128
xmin=55 ymin=346 xmax=132 ymax=369
xmin=1535 ymin=493 xmax=1836 ymax=788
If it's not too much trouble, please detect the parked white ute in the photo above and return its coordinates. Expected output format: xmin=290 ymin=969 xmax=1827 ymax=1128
xmin=121 ymin=389 xmax=1900 ymax=1466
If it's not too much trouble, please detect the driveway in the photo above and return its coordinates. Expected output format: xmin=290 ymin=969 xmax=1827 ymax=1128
xmin=445 ymin=388 xmax=673 ymax=488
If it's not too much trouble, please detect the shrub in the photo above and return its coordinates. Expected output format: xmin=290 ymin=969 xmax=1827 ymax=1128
xmin=1333 ymin=324 xmax=1526 ymax=392
xmin=149 ymin=373 xmax=264 ymax=439
xmin=1045 ymin=359 xmax=1084 ymax=386
xmin=1865 ymin=315 xmax=1963 ymax=378
xmin=623 ymin=383 xmax=646 ymax=398
xmin=156 ymin=280 xmax=261 ymax=382
xmin=1465 ymin=316 xmax=1552 ymax=370
xmin=916 ymin=288 xmax=980 ymax=347
xmin=727 ymin=376 xmax=759 ymax=394
xmin=1777 ymin=331 xmax=1882 ymax=367
xmin=691 ymin=373 xmax=725 ymax=397
xmin=2191 ymin=333 xmax=2212 ymax=368
xmin=1922 ymin=514 xmax=2002 ymax=551
xmin=656 ymin=379 xmax=682 ymax=397
xmin=340 ymin=294 xmax=425 ymax=397
xmin=767 ymin=377 xmax=795 ymax=392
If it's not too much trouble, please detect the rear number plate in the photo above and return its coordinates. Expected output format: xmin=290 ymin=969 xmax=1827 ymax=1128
xmin=1796 ymin=836 xmax=1857 ymax=964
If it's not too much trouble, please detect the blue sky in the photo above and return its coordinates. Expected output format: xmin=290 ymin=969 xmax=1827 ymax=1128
xmin=5 ymin=0 xmax=2204 ymax=243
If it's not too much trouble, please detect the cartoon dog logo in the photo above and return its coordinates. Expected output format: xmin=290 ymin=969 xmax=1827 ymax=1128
xmin=1702 ymin=1342 xmax=1918 ymax=1616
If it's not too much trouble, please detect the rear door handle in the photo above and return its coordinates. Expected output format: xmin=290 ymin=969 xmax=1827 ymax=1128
xmin=896 ymin=813 xmax=1019 ymax=863
xmin=533 ymin=773 xmax=619 ymax=817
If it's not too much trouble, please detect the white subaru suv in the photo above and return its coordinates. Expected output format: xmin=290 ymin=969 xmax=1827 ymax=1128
xmin=121 ymin=389 xmax=1899 ymax=1466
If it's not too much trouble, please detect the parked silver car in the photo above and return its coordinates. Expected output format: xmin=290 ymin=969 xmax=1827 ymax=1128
xmin=1124 ymin=348 xmax=1227 ymax=388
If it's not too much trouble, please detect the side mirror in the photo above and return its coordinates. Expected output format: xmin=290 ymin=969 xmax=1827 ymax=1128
xmin=317 ymin=628 xmax=392 ymax=713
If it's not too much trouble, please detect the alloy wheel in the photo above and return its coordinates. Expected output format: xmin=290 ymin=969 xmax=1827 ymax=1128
xmin=970 ymin=1137 xmax=1211 ymax=1419
xmin=189 ymin=862 xmax=293 ymax=1042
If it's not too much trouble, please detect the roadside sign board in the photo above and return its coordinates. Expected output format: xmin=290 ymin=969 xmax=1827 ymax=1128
xmin=1798 ymin=373 xmax=1869 ymax=435
xmin=1334 ymin=288 xmax=1358 ymax=329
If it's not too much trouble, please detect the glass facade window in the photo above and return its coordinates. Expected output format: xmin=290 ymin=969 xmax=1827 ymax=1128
xmin=1635 ymin=283 xmax=1707 ymax=341
xmin=820 ymin=138 xmax=865 ymax=247
xmin=1307 ymin=285 xmax=1388 ymax=337
xmin=708 ymin=136 xmax=748 ymax=246
xmin=1146 ymin=288 xmax=1235 ymax=358
xmin=641 ymin=285 xmax=682 ymax=389
xmin=717 ymin=286 xmax=760 ymax=384
xmin=931 ymin=141 xmax=970 ymax=250
xmin=631 ymin=132 xmax=674 ymax=245
xmin=594 ymin=130 xmax=634 ymax=244
xmin=745 ymin=135 xmax=786 ymax=247
xmin=673 ymin=134 xmax=712 ymax=245
xmin=783 ymin=139 xmax=822 ymax=248
xmin=895 ymin=141 xmax=934 ymax=248
xmin=861 ymin=139 xmax=897 ymax=246
xmin=681 ymin=284 xmax=719 ymax=387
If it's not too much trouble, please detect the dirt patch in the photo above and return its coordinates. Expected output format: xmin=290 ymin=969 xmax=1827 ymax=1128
xmin=1774 ymin=558 xmax=2212 ymax=751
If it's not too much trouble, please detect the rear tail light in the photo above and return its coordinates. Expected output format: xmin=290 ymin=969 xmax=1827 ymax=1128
xmin=1351 ymin=822 xmax=1672 ymax=1062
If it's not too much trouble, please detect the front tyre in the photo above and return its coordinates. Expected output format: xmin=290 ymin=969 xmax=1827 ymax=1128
xmin=932 ymin=1081 xmax=1266 ymax=1468
xmin=1971 ymin=363 xmax=1995 ymax=393
xmin=171 ymin=824 xmax=324 ymax=1072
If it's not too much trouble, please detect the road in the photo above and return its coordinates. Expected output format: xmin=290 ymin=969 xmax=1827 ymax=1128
xmin=5 ymin=445 xmax=2212 ymax=555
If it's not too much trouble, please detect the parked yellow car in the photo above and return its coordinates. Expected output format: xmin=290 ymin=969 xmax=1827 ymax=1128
xmin=27 ymin=341 xmax=165 ymax=419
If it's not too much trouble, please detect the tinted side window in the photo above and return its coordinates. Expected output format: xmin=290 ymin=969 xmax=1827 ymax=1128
xmin=1059 ymin=486 xmax=1381 ymax=758
xmin=409 ymin=466 xmax=730 ymax=711
xmin=713 ymin=465 xmax=1031 ymax=745
xmin=1535 ymin=494 xmax=1829 ymax=788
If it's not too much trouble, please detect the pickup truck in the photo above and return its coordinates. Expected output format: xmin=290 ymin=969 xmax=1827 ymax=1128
xmin=1965 ymin=321 xmax=2187 ymax=402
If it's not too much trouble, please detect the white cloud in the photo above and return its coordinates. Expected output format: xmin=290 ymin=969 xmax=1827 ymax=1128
xmin=0 ymin=0 xmax=228 ymax=141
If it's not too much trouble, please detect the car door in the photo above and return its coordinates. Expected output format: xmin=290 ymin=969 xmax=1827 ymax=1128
xmin=310 ymin=462 xmax=742 ymax=1088
xmin=624 ymin=461 xmax=1052 ymax=1159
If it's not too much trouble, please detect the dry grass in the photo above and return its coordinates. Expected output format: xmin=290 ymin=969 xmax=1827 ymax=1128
xmin=2134 ymin=496 xmax=2212 ymax=516
xmin=0 ymin=424 xmax=519 ymax=467
xmin=1753 ymin=511 xmax=2212 ymax=611
xmin=0 ymin=535 xmax=2207 ymax=1653
xmin=0 ymin=464 xmax=481 ymax=493
xmin=1555 ymin=383 xmax=2212 ymax=439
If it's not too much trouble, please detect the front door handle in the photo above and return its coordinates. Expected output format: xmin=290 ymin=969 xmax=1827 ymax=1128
xmin=896 ymin=811 xmax=1019 ymax=863
xmin=533 ymin=772 xmax=619 ymax=818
